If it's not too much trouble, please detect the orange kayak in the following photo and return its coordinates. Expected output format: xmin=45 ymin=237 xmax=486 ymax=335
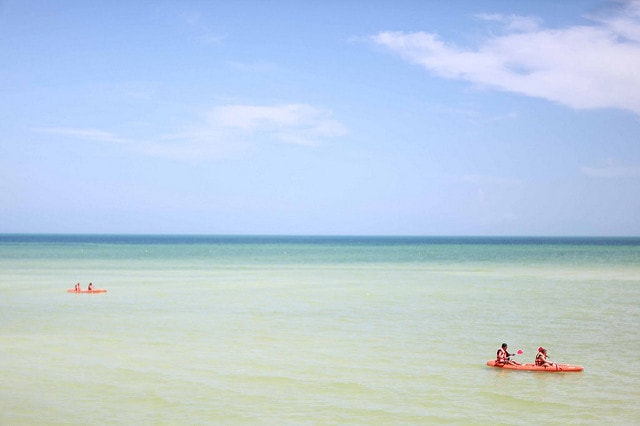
xmin=66 ymin=289 xmax=107 ymax=293
xmin=486 ymin=360 xmax=583 ymax=372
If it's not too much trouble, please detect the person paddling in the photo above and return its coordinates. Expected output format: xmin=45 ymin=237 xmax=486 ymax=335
xmin=87 ymin=282 xmax=93 ymax=291
xmin=496 ymin=343 xmax=521 ymax=366
xmin=75 ymin=282 xmax=81 ymax=292
xmin=535 ymin=347 xmax=557 ymax=368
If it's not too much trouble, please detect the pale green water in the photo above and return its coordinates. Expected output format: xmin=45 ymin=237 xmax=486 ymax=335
xmin=1 ymin=236 xmax=639 ymax=424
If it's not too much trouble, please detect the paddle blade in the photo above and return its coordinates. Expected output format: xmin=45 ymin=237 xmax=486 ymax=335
xmin=517 ymin=349 xmax=523 ymax=355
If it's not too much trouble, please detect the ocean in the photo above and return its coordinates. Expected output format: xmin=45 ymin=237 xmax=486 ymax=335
xmin=1 ymin=235 xmax=639 ymax=425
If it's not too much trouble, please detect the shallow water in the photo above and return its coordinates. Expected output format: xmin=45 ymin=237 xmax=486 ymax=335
xmin=1 ymin=236 xmax=639 ymax=424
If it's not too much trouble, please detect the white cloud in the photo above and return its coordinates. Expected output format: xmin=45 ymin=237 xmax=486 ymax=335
xmin=226 ymin=60 xmax=277 ymax=73
xmin=475 ymin=13 xmax=541 ymax=32
xmin=34 ymin=127 xmax=131 ymax=144
xmin=581 ymin=158 xmax=640 ymax=178
xmin=179 ymin=11 xmax=226 ymax=45
xmin=141 ymin=128 xmax=251 ymax=161
xmin=372 ymin=0 xmax=640 ymax=116
xmin=34 ymin=103 xmax=346 ymax=161
xmin=456 ymin=174 xmax=522 ymax=186
xmin=209 ymin=103 xmax=347 ymax=146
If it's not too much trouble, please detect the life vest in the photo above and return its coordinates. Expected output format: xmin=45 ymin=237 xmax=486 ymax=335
xmin=496 ymin=348 xmax=507 ymax=363
xmin=535 ymin=352 xmax=545 ymax=365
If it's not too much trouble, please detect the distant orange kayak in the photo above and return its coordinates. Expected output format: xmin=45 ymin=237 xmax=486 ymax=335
xmin=486 ymin=360 xmax=583 ymax=372
xmin=66 ymin=289 xmax=107 ymax=293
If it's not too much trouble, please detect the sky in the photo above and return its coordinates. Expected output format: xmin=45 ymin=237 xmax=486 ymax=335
xmin=1 ymin=0 xmax=639 ymax=236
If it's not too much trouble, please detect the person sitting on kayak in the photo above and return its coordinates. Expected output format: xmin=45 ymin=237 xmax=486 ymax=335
xmin=535 ymin=347 xmax=557 ymax=368
xmin=87 ymin=283 xmax=93 ymax=291
xmin=496 ymin=343 xmax=520 ymax=365
xmin=75 ymin=282 xmax=81 ymax=292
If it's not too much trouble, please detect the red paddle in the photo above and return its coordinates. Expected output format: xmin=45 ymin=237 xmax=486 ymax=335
xmin=517 ymin=349 xmax=523 ymax=355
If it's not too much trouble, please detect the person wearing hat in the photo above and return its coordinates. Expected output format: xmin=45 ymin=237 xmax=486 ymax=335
xmin=535 ymin=347 xmax=556 ymax=368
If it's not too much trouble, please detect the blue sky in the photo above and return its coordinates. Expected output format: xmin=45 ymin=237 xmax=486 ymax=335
xmin=1 ymin=0 xmax=639 ymax=236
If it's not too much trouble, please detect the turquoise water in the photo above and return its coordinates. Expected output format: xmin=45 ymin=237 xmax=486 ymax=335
xmin=1 ymin=235 xmax=639 ymax=424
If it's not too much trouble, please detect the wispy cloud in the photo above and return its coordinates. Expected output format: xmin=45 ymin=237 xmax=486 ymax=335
xmin=179 ymin=11 xmax=226 ymax=45
xmin=209 ymin=104 xmax=347 ymax=147
xmin=372 ymin=0 xmax=640 ymax=116
xmin=581 ymin=158 xmax=640 ymax=178
xmin=475 ymin=13 xmax=542 ymax=32
xmin=35 ymin=103 xmax=346 ymax=161
xmin=34 ymin=127 xmax=132 ymax=144
xmin=226 ymin=60 xmax=277 ymax=73
xmin=455 ymin=174 xmax=522 ymax=186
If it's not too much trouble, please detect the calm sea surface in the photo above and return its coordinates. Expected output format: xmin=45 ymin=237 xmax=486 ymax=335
xmin=1 ymin=235 xmax=639 ymax=425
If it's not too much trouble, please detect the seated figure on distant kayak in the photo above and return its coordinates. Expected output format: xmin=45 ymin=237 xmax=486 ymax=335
xmin=496 ymin=343 xmax=520 ymax=366
xmin=74 ymin=282 xmax=81 ymax=292
xmin=88 ymin=282 xmax=93 ymax=291
xmin=535 ymin=347 xmax=557 ymax=368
